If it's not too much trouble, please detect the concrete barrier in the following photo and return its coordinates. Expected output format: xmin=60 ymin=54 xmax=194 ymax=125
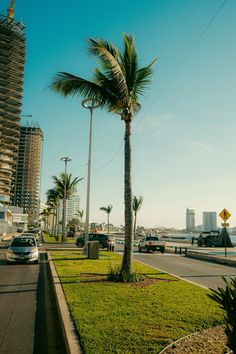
xmin=186 ymin=250 xmax=236 ymax=267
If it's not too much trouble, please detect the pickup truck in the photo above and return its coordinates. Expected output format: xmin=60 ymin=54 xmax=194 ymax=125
xmin=138 ymin=236 xmax=165 ymax=253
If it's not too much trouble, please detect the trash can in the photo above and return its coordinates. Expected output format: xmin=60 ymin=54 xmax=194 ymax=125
xmin=88 ymin=241 xmax=99 ymax=259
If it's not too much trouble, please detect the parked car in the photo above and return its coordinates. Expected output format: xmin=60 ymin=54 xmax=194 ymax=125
xmin=6 ymin=236 xmax=40 ymax=264
xmin=138 ymin=236 xmax=165 ymax=253
xmin=76 ymin=233 xmax=115 ymax=250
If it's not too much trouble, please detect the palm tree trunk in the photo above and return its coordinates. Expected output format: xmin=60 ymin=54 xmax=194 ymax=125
xmin=54 ymin=204 xmax=57 ymax=236
xmin=108 ymin=214 xmax=110 ymax=234
xmin=56 ymin=203 xmax=59 ymax=238
xmin=51 ymin=207 xmax=55 ymax=235
xmin=121 ymin=120 xmax=133 ymax=274
xmin=133 ymin=212 xmax=137 ymax=240
xmin=62 ymin=198 xmax=66 ymax=242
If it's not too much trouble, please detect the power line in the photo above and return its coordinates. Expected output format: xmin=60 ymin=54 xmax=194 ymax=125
xmin=93 ymin=0 xmax=229 ymax=172
xmin=133 ymin=0 xmax=228 ymax=131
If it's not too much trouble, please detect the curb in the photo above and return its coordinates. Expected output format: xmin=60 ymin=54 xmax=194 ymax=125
xmin=158 ymin=325 xmax=231 ymax=354
xmin=47 ymin=251 xmax=82 ymax=354
xmin=158 ymin=330 xmax=199 ymax=354
xmin=186 ymin=251 xmax=236 ymax=267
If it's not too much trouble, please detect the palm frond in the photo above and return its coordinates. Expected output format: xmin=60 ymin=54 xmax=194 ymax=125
xmin=120 ymin=34 xmax=138 ymax=94
xmin=87 ymin=38 xmax=128 ymax=102
xmin=134 ymin=59 xmax=157 ymax=95
xmin=50 ymin=72 xmax=103 ymax=98
xmin=133 ymin=196 xmax=143 ymax=212
xmin=100 ymin=204 xmax=113 ymax=214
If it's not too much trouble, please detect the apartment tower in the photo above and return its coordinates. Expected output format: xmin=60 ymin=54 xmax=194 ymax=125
xmin=0 ymin=1 xmax=25 ymax=204
xmin=67 ymin=194 xmax=80 ymax=222
xmin=186 ymin=208 xmax=195 ymax=232
xmin=202 ymin=211 xmax=217 ymax=231
xmin=12 ymin=124 xmax=43 ymax=225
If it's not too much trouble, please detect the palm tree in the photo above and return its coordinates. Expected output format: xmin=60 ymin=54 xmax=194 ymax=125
xmin=50 ymin=34 xmax=156 ymax=275
xmin=47 ymin=188 xmax=60 ymax=236
xmin=39 ymin=207 xmax=52 ymax=231
xmin=100 ymin=204 xmax=113 ymax=234
xmin=52 ymin=173 xmax=83 ymax=242
xmin=76 ymin=209 xmax=84 ymax=227
xmin=133 ymin=196 xmax=143 ymax=240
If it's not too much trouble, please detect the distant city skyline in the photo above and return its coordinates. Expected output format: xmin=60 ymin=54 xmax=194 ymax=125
xmin=1 ymin=0 xmax=236 ymax=228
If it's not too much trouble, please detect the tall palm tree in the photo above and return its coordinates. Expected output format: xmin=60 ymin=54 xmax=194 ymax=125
xmin=53 ymin=173 xmax=83 ymax=242
xmin=50 ymin=34 xmax=156 ymax=275
xmin=133 ymin=196 xmax=143 ymax=240
xmin=100 ymin=204 xmax=113 ymax=234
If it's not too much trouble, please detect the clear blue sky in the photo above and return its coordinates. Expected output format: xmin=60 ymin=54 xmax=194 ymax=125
xmin=1 ymin=0 xmax=236 ymax=228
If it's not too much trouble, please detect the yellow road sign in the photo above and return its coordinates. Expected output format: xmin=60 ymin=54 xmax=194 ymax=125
xmin=219 ymin=208 xmax=231 ymax=222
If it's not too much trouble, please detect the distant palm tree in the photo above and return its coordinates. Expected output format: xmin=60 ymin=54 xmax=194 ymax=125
xmin=52 ymin=173 xmax=83 ymax=242
xmin=100 ymin=204 xmax=113 ymax=234
xmin=133 ymin=196 xmax=143 ymax=240
xmin=39 ymin=207 xmax=52 ymax=231
xmin=77 ymin=209 xmax=84 ymax=224
xmin=50 ymin=34 xmax=156 ymax=276
xmin=47 ymin=188 xmax=60 ymax=236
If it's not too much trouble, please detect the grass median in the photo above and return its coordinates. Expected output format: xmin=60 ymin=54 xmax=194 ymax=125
xmin=50 ymin=251 xmax=224 ymax=354
xmin=43 ymin=232 xmax=75 ymax=243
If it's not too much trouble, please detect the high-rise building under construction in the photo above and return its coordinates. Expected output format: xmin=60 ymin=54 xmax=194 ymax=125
xmin=12 ymin=124 xmax=43 ymax=225
xmin=0 ymin=1 xmax=25 ymax=204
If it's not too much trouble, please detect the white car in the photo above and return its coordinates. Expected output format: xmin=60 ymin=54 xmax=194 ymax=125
xmin=138 ymin=236 xmax=166 ymax=253
xmin=7 ymin=236 xmax=39 ymax=264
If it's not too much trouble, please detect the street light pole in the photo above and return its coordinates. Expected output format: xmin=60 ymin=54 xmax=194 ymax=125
xmin=82 ymin=98 xmax=99 ymax=255
xmin=60 ymin=156 xmax=72 ymax=241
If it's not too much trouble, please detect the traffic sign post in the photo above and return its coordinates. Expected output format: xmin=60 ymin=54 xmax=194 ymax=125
xmin=219 ymin=208 xmax=231 ymax=258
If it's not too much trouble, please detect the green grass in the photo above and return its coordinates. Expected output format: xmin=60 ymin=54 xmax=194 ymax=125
xmin=43 ymin=232 xmax=75 ymax=244
xmin=50 ymin=251 xmax=224 ymax=354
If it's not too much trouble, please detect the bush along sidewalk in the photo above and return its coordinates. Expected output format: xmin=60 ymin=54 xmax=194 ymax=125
xmin=209 ymin=276 xmax=236 ymax=354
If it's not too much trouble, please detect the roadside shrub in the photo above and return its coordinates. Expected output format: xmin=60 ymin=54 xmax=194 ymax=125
xmin=107 ymin=264 xmax=145 ymax=283
xmin=209 ymin=276 xmax=236 ymax=353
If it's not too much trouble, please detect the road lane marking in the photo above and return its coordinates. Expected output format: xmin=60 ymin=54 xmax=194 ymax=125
xmin=176 ymin=261 xmax=195 ymax=267
xmin=133 ymin=256 xmax=209 ymax=290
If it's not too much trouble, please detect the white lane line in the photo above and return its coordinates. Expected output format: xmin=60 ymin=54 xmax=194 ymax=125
xmin=175 ymin=261 xmax=195 ymax=267
xmin=133 ymin=257 xmax=208 ymax=290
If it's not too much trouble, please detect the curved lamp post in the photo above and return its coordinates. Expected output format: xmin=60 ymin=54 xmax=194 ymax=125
xmin=82 ymin=98 xmax=99 ymax=255
xmin=60 ymin=156 xmax=72 ymax=241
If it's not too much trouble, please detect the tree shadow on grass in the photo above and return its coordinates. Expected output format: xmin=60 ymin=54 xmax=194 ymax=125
xmin=52 ymin=257 xmax=88 ymax=262
xmin=59 ymin=273 xmax=106 ymax=278
xmin=59 ymin=273 xmax=179 ymax=285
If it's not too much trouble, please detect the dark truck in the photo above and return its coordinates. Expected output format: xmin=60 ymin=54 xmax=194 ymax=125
xmin=75 ymin=233 xmax=115 ymax=250
xmin=197 ymin=229 xmax=233 ymax=247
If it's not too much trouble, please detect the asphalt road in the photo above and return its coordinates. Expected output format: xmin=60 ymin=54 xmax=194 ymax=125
xmin=133 ymin=252 xmax=236 ymax=289
xmin=0 ymin=248 xmax=66 ymax=354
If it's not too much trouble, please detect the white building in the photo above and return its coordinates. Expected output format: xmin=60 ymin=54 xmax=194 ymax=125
xmin=186 ymin=208 xmax=195 ymax=232
xmin=67 ymin=194 xmax=80 ymax=222
xmin=8 ymin=206 xmax=28 ymax=232
xmin=202 ymin=212 xmax=217 ymax=231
